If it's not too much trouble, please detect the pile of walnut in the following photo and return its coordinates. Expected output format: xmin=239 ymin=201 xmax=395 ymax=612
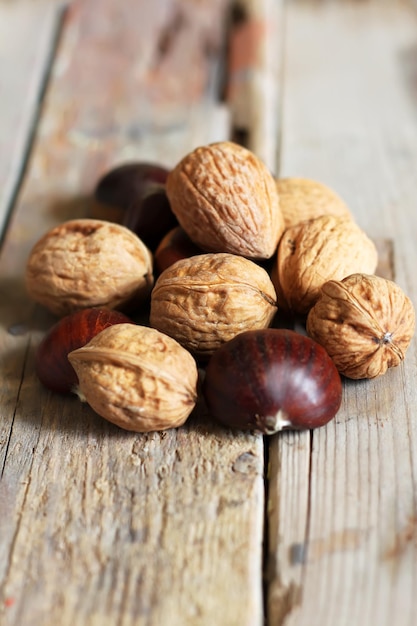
xmin=25 ymin=141 xmax=416 ymax=435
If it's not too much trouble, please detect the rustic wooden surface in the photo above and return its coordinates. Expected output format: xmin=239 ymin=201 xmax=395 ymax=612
xmin=1 ymin=1 xmax=417 ymax=625
xmin=266 ymin=2 xmax=417 ymax=625
xmin=0 ymin=2 xmax=263 ymax=626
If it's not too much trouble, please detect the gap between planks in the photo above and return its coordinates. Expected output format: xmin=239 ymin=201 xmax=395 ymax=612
xmin=0 ymin=1 xmax=66 ymax=244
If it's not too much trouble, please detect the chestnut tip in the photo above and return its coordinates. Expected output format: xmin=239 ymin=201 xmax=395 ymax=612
xmin=256 ymin=410 xmax=292 ymax=434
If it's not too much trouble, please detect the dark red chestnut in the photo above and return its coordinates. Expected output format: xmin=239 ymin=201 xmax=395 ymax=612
xmin=123 ymin=185 xmax=178 ymax=251
xmin=35 ymin=308 xmax=131 ymax=394
xmin=94 ymin=162 xmax=169 ymax=210
xmin=154 ymin=226 xmax=203 ymax=274
xmin=93 ymin=162 xmax=178 ymax=250
xmin=203 ymin=328 xmax=342 ymax=433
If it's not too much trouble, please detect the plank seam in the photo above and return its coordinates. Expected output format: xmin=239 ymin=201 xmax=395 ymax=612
xmin=301 ymin=430 xmax=314 ymax=591
xmin=0 ymin=337 xmax=34 ymax=479
xmin=262 ymin=435 xmax=271 ymax=625
xmin=0 ymin=5 xmax=67 ymax=249
xmin=0 ymin=335 xmax=43 ymax=604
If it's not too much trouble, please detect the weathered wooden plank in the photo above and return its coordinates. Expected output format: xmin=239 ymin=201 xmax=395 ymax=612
xmin=267 ymin=2 xmax=417 ymax=625
xmin=225 ymin=0 xmax=283 ymax=173
xmin=0 ymin=1 xmax=63 ymax=239
xmin=0 ymin=1 xmax=267 ymax=625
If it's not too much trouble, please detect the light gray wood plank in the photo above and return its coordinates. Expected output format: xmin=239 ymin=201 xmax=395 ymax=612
xmin=267 ymin=2 xmax=417 ymax=625
xmin=0 ymin=1 xmax=64 ymax=239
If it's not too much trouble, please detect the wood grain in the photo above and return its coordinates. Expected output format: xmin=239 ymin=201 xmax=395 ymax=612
xmin=267 ymin=2 xmax=417 ymax=625
xmin=225 ymin=0 xmax=283 ymax=173
xmin=0 ymin=1 xmax=63 ymax=239
xmin=0 ymin=1 xmax=265 ymax=625
xmin=2 ymin=1 xmax=417 ymax=624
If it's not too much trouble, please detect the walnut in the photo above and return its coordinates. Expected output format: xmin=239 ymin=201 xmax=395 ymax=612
xmin=276 ymin=177 xmax=352 ymax=228
xmin=68 ymin=324 xmax=198 ymax=432
xmin=273 ymin=215 xmax=378 ymax=315
xmin=166 ymin=141 xmax=284 ymax=259
xmin=306 ymin=273 xmax=416 ymax=379
xmin=149 ymin=253 xmax=277 ymax=358
xmin=25 ymin=219 xmax=154 ymax=317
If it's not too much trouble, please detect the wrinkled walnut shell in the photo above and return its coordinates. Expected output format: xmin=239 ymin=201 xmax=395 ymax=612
xmin=166 ymin=141 xmax=284 ymax=259
xmin=276 ymin=177 xmax=352 ymax=228
xmin=68 ymin=324 xmax=198 ymax=432
xmin=150 ymin=253 xmax=278 ymax=358
xmin=306 ymin=273 xmax=416 ymax=379
xmin=25 ymin=219 xmax=154 ymax=317
xmin=273 ymin=215 xmax=378 ymax=315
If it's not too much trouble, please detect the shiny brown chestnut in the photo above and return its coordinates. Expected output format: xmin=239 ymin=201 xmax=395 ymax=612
xmin=35 ymin=308 xmax=131 ymax=394
xmin=154 ymin=226 xmax=203 ymax=274
xmin=203 ymin=328 xmax=342 ymax=433
xmin=94 ymin=162 xmax=169 ymax=210
xmin=93 ymin=162 xmax=178 ymax=251
xmin=123 ymin=185 xmax=178 ymax=251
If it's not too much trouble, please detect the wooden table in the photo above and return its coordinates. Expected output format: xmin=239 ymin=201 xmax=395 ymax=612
xmin=1 ymin=1 xmax=417 ymax=624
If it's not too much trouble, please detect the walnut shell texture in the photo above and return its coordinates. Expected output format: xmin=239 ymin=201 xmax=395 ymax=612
xmin=166 ymin=141 xmax=284 ymax=259
xmin=276 ymin=177 xmax=352 ymax=229
xmin=25 ymin=219 xmax=154 ymax=317
xmin=68 ymin=324 xmax=198 ymax=432
xmin=150 ymin=253 xmax=278 ymax=358
xmin=273 ymin=215 xmax=378 ymax=315
xmin=306 ymin=273 xmax=416 ymax=379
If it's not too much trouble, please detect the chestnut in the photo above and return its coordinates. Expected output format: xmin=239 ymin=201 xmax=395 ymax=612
xmin=123 ymin=185 xmax=178 ymax=251
xmin=154 ymin=226 xmax=203 ymax=274
xmin=35 ymin=307 xmax=131 ymax=394
xmin=203 ymin=328 xmax=342 ymax=433
xmin=93 ymin=162 xmax=178 ymax=250
xmin=94 ymin=162 xmax=169 ymax=210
